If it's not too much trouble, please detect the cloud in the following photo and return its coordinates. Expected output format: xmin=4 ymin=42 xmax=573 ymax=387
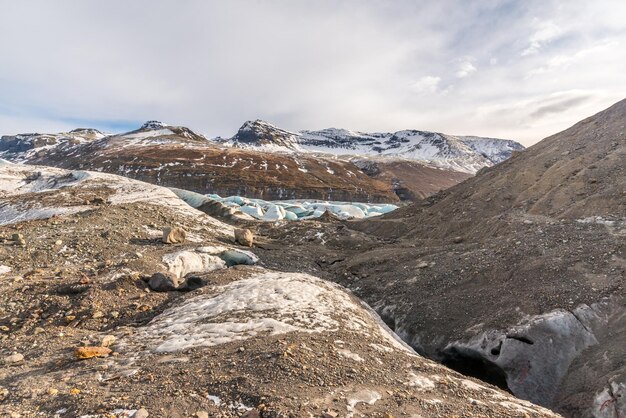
xmin=529 ymin=93 xmax=592 ymax=119
xmin=0 ymin=0 xmax=624 ymax=145
xmin=455 ymin=58 xmax=477 ymax=78
xmin=526 ymin=39 xmax=620 ymax=78
xmin=521 ymin=19 xmax=563 ymax=56
xmin=410 ymin=76 xmax=441 ymax=93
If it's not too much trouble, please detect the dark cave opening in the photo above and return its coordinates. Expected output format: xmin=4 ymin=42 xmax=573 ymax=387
xmin=439 ymin=346 xmax=511 ymax=393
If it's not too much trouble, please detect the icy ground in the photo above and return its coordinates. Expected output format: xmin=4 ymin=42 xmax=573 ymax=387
xmin=206 ymin=194 xmax=398 ymax=221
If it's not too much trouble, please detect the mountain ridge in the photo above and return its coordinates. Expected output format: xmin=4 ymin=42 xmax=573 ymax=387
xmin=0 ymin=119 xmax=523 ymax=202
xmin=221 ymin=119 xmax=524 ymax=174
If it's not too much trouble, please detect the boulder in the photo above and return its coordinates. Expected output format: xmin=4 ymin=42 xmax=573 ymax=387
xmin=75 ymin=346 xmax=112 ymax=359
xmin=148 ymin=272 xmax=183 ymax=292
xmin=4 ymin=353 xmax=24 ymax=364
xmin=132 ymin=409 xmax=149 ymax=418
xmin=234 ymin=228 xmax=254 ymax=247
xmin=162 ymin=251 xmax=226 ymax=278
xmin=162 ymin=227 xmax=186 ymax=244
xmin=11 ymin=233 xmax=26 ymax=247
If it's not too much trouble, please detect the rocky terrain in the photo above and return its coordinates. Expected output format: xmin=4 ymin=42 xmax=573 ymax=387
xmin=0 ymin=161 xmax=560 ymax=417
xmin=2 ymin=98 xmax=619 ymax=418
xmin=1 ymin=120 xmax=522 ymax=203
xmin=249 ymin=99 xmax=626 ymax=417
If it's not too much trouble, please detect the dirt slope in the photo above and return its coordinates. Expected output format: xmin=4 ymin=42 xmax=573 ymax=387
xmin=252 ymin=100 xmax=626 ymax=417
xmin=0 ymin=163 xmax=558 ymax=417
xmin=334 ymin=99 xmax=626 ymax=416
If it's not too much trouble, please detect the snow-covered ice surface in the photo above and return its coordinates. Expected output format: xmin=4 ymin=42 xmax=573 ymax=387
xmin=205 ymin=194 xmax=398 ymax=221
xmin=162 ymin=250 xmax=227 ymax=278
xmin=132 ymin=271 xmax=414 ymax=354
xmin=0 ymin=162 xmax=233 ymax=235
xmin=346 ymin=389 xmax=382 ymax=418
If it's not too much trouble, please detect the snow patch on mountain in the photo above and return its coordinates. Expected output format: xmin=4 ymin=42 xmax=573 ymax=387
xmin=141 ymin=120 xmax=170 ymax=130
xmin=221 ymin=120 xmax=524 ymax=174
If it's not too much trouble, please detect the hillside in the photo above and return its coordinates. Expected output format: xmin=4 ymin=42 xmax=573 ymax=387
xmin=253 ymin=99 xmax=626 ymax=417
xmin=0 ymin=161 xmax=559 ymax=417
xmin=1 ymin=119 xmax=523 ymax=203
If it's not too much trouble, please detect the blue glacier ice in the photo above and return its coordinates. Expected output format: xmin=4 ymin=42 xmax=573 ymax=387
xmin=205 ymin=194 xmax=399 ymax=221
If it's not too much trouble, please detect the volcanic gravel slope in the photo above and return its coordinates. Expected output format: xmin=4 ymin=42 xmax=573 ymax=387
xmin=315 ymin=99 xmax=625 ymax=416
xmin=0 ymin=163 xmax=559 ymax=417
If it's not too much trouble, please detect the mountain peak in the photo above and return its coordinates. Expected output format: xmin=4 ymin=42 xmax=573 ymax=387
xmin=231 ymin=120 xmax=300 ymax=149
xmin=141 ymin=121 xmax=170 ymax=130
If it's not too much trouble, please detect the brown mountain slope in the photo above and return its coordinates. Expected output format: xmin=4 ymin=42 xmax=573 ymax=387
xmin=354 ymin=158 xmax=472 ymax=200
xmin=371 ymin=98 xmax=625 ymax=240
xmin=25 ymin=134 xmax=399 ymax=202
xmin=253 ymin=100 xmax=626 ymax=416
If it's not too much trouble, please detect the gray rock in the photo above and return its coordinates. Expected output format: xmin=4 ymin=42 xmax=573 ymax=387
xmin=11 ymin=233 xmax=25 ymax=247
xmin=132 ymin=408 xmax=149 ymax=418
xmin=220 ymin=249 xmax=258 ymax=267
xmin=148 ymin=272 xmax=183 ymax=292
xmin=184 ymin=276 xmax=207 ymax=290
xmin=4 ymin=353 xmax=24 ymax=364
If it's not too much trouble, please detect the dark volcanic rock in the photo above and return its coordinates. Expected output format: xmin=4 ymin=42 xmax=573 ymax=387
xmin=338 ymin=99 xmax=626 ymax=416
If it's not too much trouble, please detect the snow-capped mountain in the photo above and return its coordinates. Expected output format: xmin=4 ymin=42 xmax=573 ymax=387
xmin=229 ymin=120 xmax=301 ymax=151
xmin=0 ymin=128 xmax=106 ymax=162
xmin=0 ymin=121 xmax=401 ymax=202
xmin=0 ymin=121 xmax=208 ymax=163
xmin=0 ymin=119 xmax=523 ymax=202
xmin=119 ymin=120 xmax=208 ymax=143
xmin=220 ymin=120 xmax=524 ymax=174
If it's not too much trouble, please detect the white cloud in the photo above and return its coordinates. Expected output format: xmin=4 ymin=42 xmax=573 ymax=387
xmin=455 ymin=59 xmax=477 ymax=78
xmin=526 ymin=39 xmax=620 ymax=78
xmin=521 ymin=19 xmax=562 ymax=56
xmin=410 ymin=76 xmax=441 ymax=94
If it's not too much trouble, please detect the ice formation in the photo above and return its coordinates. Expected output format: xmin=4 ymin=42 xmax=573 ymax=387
xmin=206 ymin=194 xmax=399 ymax=221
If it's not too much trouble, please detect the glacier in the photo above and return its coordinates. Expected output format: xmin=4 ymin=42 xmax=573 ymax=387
xmin=207 ymin=193 xmax=398 ymax=221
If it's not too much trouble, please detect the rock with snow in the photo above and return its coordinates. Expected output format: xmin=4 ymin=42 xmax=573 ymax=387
xmin=0 ymin=164 xmax=233 ymax=236
xmin=131 ymin=271 xmax=415 ymax=352
xmin=161 ymin=250 xmax=226 ymax=279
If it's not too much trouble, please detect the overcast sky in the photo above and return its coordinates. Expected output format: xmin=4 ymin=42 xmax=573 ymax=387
xmin=1 ymin=0 xmax=625 ymax=145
